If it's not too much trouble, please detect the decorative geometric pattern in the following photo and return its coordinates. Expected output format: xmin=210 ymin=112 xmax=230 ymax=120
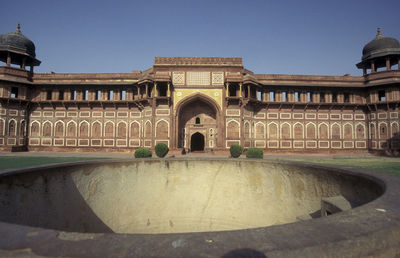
xmin=187 ymin=72 xmax=210 ymax=86
xmin=173 ymin=71 xmax=185 ymax=85
xmin=212 ymin=72 xmax=224 ymax=85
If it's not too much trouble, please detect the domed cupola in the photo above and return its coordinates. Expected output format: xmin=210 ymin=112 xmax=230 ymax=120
xmin=356 ymin=28 xmax=400 ymax=75
xmin=0 ymin=24 xmax=41 ymax=71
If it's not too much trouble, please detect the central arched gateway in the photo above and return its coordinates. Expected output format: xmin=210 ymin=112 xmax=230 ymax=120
xmin=190 ymin=132 xmax=205 ymax=152
xmin=175 ymin=93 xmax=221 ymax=151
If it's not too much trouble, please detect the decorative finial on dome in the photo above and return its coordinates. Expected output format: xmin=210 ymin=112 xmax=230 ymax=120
xmin=16 ymin=23 xmax=21 ymax=33
xmin=377 ymin=27 xmax=382 ymax=37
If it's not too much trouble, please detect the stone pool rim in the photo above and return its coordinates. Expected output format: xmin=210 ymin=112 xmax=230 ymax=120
xmin=0 ymin=158 xmax=399 ymax=257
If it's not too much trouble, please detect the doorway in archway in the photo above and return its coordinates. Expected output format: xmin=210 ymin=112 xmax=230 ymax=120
xmin=191 ymin=132 xmax=205 ymax=152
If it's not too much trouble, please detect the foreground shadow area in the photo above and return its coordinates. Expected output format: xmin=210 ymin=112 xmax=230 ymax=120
xmin=0 ymin=165 xmax=113 ymax=233
xmin=222 ymin=248 xmax=267 ymax=258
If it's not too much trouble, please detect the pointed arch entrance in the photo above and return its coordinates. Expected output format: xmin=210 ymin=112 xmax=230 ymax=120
xmin=175 ymin=93 xmax=221 ymax=151
xmin=190 ymin=132 xmax=205 ymax=152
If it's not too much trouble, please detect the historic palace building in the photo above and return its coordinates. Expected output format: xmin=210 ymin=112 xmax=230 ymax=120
xmin=0 ymin=25 xmax=400 ymax=154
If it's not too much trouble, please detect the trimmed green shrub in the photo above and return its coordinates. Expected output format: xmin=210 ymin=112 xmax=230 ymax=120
xmin=155 ymin=143 xmax=169 ymax=158
xmin=245 ymin=147 xmax=263 ymax=159
xmin=134 ymin=148 xmax=152 ymax=158
xmin=230 ymin=144 xmax=243 ymax=158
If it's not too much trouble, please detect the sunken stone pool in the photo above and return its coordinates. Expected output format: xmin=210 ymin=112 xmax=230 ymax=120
xmin=0 ymin=158 xmax=400 ymax=257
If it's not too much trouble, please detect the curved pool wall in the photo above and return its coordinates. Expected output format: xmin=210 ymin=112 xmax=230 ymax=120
xmin=0 ymin=159 xmax=383 ymax=234
xmin=0 ymin=158 xmax=399 ymax=257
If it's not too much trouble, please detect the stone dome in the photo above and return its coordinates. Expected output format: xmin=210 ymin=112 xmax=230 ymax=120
xmin=0 ymin=24 xmax=40 ymax=67
xmin=361 ymin=28 xmax=400 ymax=61
xmin=0 ymin=24 xmax=36 ymax=58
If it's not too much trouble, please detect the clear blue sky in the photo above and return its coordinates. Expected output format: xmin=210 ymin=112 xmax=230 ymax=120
xmin=1 ymin=0 xmax=399 ymax=76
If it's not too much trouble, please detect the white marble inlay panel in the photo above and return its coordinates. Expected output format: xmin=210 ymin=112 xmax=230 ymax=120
xmin=172 ymin=71 xmax=185 ymax=85
xmin=187 ymin=72 xmax=210 ymax=86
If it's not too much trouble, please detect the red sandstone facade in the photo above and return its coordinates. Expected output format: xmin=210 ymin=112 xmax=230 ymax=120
xmin=0 ymin=27 xmax=399 ymax=154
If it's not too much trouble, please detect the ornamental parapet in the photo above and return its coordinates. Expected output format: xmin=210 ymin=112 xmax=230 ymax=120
xmin=255 ymin=74 xmax=364 ymax=87
xmin=33 ymin=72 xmax=141 ymax=85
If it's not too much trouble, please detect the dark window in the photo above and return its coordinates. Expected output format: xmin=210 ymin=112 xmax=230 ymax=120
xmin=10 ymin=87 xmax=18 ymax=98
xmin=251 ymin=88 xmax=257 ymax=99
xmin=46 ymin=90 xmax=52 ymax=100
xmin=332 ymin=93 xmax=337 ymax=103
xmin=320 ymin=93 xmax=325 ymax=103
xmin=229 ymin=85 xmax=236 ymax=97
xmin=159 ymin=86 xmax=167 ymax=97
xmin=58 ymin=90 xmax=64 ymax=100
xmin=378 ymin=90 xmax=386 ymax=101
xmin=96 ymin=90 xmax=101 ymax=100
xmin=195 ymin=117 xmax=200 ymax=124
xmin=70 ymin=90 xmax=76 ymax=100
xmin=344 ymin=93 xmax=350 ymax=103
xmin=83 ymin=90 xmax=88 ymax=100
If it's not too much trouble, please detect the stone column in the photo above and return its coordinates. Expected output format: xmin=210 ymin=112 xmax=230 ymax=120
xmin=247 ymin=85 xmax=250 ymax=99
xmin=145 ymin=84 xmax=149 ymax=98
xmin=137 ymin=85 xmax=141 ymax=99
xmin=398 ymin=59 xmax=400 ymax=71
xmin=167 ymin=82 xmax=171 ymax=97
xmin=363 ymin=68 xmax=367 ymax=76
xmin=226 ymin=83 xmax=229 ymax=97
xmin=239 ymin=83 xmax=243 ymax=98
xmin=6 ymin=53 xmax=11 ymax=67
xmin=154 ymin=83 xmax=158 ymax=97
xmin=386 ymin=58 xmax=391 ymax=71
xmin=21 ymin=57 xmax=26 ymax=70
xmin=371 ymin=61 xmax=376 ymax=73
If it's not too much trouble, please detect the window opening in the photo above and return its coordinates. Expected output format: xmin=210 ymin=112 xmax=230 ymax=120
xmin=121 ymin=90 xmax=126 ymax=100
xmin=46 ymin=90 xmax=52 ymax=100
xmin=84 ymin=90 xmax=89 ymax=100
xmin=270 ymin=91 xmax=275 ymax=101
xmin=282 ymin=92 xmax=287 ymax=102
xmin=96 ymin=90 xmax=101 ymax=100
xmin=320 ymin=93 xmax=325 ymax=103
xmin=10 ymin=87 xmax=18 ymax=98
xmin=332 ymin=93 xmax=337 ymax=103
xmin=378 ymin=90 xmax=386 ymax=101
xmin=58 ymin=90 xmax=64 ymax=100
xmin=294 ymin=92 xmax=299 ymax=102
xmin=70 ymin=90 xmax=76 ymax=100
xmin=344 ymin=93 xmax=350 ymax=103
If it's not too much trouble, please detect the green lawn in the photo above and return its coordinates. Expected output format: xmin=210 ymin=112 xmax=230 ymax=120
xmin=281 ymin=157 xmax=400 ymax=176
xmin=0 ymin=156 xmax=109 ymax=171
